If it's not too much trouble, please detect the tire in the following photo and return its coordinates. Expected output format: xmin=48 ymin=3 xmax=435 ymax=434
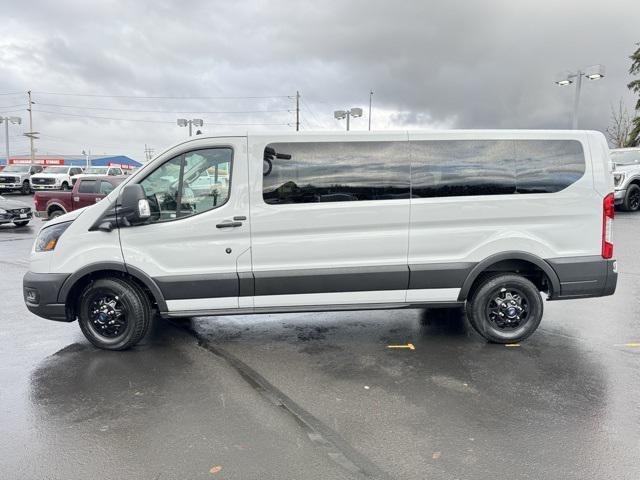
xmin=21 ymin=181 xmax=31 ymax=195
xmin=77 ymin=277 xmax=151 ymax=350
xmin=61 ymin=182 xmax=70 ymax=191
xmin=48 ymin=209 xmax=64 ymax=220
xmin=623 ymin=184 xmax=640 ymax=212
xmin=13 ymin=221 xmax=30 ymax=227
xmin=466 ymin=274 xmax=543 ymax=343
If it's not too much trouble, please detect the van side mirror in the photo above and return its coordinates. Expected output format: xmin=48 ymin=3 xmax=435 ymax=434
xmin=118 ymin=184 xmax=151 ymax=227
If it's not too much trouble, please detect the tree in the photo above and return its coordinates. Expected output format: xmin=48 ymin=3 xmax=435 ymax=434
xmin=607 ymin=99 xmax=632 ymax=148
xmin=626 ymin=43 xmax=640 ymax=147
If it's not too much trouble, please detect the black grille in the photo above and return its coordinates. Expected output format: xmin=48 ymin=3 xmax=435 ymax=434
xmin=0 ymin=176 xmax=18 ymax=183
xmin=8 ymin=208 xmax=31 ymax=215
xmin=33 ymin=177 xmax=55 ymax=185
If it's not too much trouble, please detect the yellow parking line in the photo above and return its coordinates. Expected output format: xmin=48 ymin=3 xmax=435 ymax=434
xmin=505 ymin=343 xmax=520 ymax=347
xmin=387 ymin=343 xmax=415 ymax=350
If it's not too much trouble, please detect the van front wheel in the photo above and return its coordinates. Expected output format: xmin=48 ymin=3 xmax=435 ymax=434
xmin=77 ymin=277 xmax=151 ymax=350
xmin=466 ymin=274 xmax=543 ymax=343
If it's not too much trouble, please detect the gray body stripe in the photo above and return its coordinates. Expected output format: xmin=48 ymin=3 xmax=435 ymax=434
xmin=408 ymin=262 xmax=476 ymax=289
xmin=253 ymin=265 xmax=409 ymax=296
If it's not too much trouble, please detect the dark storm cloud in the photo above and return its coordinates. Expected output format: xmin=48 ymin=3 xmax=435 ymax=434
xmin=0 ymin=0 xmax=638 ymax=159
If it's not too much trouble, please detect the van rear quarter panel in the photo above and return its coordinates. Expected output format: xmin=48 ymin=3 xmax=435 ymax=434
xmin=407 ymin=131 xmax=601 ymax=265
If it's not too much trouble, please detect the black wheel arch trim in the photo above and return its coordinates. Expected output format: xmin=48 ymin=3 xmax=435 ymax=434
xmin=457 ymin=251 xmax=561 ymax=301
xmin=57 ymin=261 xmax=168 ymax=312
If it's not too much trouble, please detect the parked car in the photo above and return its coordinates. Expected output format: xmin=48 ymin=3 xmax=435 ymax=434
xmin=0 ymin=164 xmax=44 ymax=194
xmin=611 ymin=147 xmax=640 ymax=211
xmin=34 ymin=176 xmax=125 ymax=220
xmin=71 ymin=166 xmax=125 ymax=185
xmin=0 ymin=195 xmax=32 ymax=227
xmin=0 ymin=165 xmax=5 ymax=172
xmin=30 ymin=166 xmax=83 ymax=191
xmin=23 ymin=130 xmax=617 ymax=350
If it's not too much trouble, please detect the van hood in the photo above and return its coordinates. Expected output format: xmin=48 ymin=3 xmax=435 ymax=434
xmin=46 ymin=206 xmax=87 ymax=227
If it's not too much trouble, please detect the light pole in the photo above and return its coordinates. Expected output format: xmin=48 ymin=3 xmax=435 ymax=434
xmin=368 ymin=90 xmax=373 ymax=131
xmin=0 ymin=116 xmax=22 ymax=164
xmin=177 ymin=118 xmax=204 ymax=137
xmin=82 ymin=149 xmax=91 ymax=169
xmin=334 ymin=108 xmax=363 ymax=131
xmin=555 ymin=64 xmax=605 ymax=129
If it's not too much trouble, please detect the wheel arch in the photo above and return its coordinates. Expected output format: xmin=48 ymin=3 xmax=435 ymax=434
xmin=458 ymin=251 xmax=561 ymax=301
xmin=58 ymin=262 xmax=167 ymax=319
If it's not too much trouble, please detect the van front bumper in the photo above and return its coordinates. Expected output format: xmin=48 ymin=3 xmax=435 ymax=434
xmin=23 ymin=271 xmax=72 ymax=322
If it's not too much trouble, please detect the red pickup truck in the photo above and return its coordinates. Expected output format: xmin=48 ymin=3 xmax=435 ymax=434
xmin=34 ymin=176 xmax=125 ymax=220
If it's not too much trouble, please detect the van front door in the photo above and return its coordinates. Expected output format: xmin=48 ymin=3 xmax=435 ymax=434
xmin=119 ymin=138 xmax=250 ymax=313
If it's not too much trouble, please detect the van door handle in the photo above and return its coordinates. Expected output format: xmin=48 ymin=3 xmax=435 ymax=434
xmin=216 ymin=221 xmax=243 ymax=228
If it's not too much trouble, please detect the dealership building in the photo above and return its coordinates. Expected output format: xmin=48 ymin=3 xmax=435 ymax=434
xmin=0 ymin=154 xmax=143 ymax=170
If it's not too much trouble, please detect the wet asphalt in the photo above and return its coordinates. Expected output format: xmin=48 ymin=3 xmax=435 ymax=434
xmin=1 ymin=193 xmax=639 ymax=480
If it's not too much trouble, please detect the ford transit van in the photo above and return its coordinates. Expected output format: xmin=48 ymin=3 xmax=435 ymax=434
xmin=23 ymin=130 xmax=617 ymax=350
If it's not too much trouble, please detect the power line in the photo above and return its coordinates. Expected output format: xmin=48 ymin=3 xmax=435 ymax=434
xmin=0 ymin=92 xmax=24 ymax=96
xmin=0 ymin=104 xmax=24 ymax=109
xmin=33 ymin=91 xmax=294 ymax=100
xmin=33 ymin=109 xmax=290 ymax=125
xmin=34 ymin=102 xmax=291 ymax=114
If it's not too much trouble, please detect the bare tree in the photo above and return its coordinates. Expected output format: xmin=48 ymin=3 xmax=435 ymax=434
xmin=607 ymin=99 xmax=632 ymax=148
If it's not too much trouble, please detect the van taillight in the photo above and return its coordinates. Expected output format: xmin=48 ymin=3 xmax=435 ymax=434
xmin=602 ymin=193 xmax=614 ymax=259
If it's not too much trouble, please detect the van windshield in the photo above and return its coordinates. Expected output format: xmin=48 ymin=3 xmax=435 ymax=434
xmin=611 ymin=150 xmax=640 ymax=165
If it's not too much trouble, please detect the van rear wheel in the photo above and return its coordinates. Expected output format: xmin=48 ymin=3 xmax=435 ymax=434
xmin=466 ymin=274 xmax=543 ymax=343
xmin=77 ymin=277 xmax=151 ymax=350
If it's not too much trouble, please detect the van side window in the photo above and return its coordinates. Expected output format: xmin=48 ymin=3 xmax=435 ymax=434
xmin=262 ymin=141 xmax=410 ymax=204
xmin=411 ymin=139 xmax=585 ymax=198
xmin=139 ymin=148 xmax=232 ymax=223
xmin=515 ymin=140 xmax=585 ymax=194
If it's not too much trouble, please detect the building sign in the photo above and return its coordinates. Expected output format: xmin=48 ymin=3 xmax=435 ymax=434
xmin=9 ymin=158 xmax=64 ymax=165
xmin=108 ymin=162 xmax=134 ymax=170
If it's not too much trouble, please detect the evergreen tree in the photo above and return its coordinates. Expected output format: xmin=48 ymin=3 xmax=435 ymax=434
xmin=626 ymin=43 xmax=640 ymax=147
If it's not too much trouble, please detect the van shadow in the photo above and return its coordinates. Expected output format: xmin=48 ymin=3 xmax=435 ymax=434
xmin=29 ymin=318 xmax=193 ymax=424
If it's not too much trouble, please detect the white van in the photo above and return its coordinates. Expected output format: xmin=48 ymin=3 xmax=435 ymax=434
xmin=23 ymin=131 xmax=617 ymax=350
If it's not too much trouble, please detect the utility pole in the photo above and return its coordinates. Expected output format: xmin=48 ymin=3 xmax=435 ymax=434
xmin=27 ymin=91 xmax=35 ymax=164
xmin=295 ymin=91 xmax=300 ymax=131
xmin=144 ymin=144 xmax=155 ymax=162
xmin=368 ymin=90 xmax=373 ymax=131
xmin=1 ymin=116 xmax=22 ymax=163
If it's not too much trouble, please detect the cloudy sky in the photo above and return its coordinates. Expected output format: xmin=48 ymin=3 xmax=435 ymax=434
xmin=0 ymin=0 xmax=638 ymax=161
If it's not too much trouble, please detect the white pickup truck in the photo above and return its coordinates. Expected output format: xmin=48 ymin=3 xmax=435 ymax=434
xmin=0 ymin=164 xmax=44 ymax=194
xmin=612 ymin=147 xmax=640 ymax=211
xmin=30 ymin=165 xmax=84 ymax=191
xmin=71 ymin=166 xmax=125 ymax=185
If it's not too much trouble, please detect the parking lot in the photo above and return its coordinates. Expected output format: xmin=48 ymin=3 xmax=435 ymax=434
xmin=1 ymin=193 xmax=639 ymax=480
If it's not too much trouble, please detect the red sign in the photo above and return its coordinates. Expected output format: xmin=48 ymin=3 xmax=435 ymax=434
xmin=108 ymin=162 xmax=134 ymax=170
xmin=9 ymin=158 xmax=64 ymax=165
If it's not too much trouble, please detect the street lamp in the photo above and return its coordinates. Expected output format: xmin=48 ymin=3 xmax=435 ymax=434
xmin=555 ymin=64 xmax=605 ymax=129
xmin=177 ymin=118 xmax=204 ymax=137
xmin=334 ymin=108 xmax=363 ymax=131
xmin=0 ymin=116 xmax=22 ymax=164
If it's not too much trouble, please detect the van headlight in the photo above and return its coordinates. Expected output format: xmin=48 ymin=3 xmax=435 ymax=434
xmin=614 ymin=172 xmax=626 ymax=187
xmin=35 ymin=221 xmax=72 ymax=252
